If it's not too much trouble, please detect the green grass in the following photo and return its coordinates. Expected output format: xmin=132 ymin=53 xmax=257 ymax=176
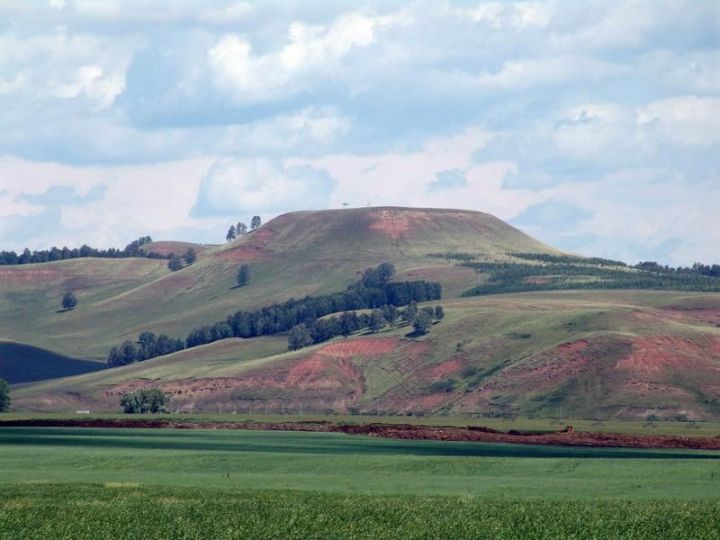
xmin=3 ymin=484 xmax=720 ymax=539
xmin=2 ymin=427 xmax=720 ymax=538
xmin=2 ymin=427 xmax=720 ymax=498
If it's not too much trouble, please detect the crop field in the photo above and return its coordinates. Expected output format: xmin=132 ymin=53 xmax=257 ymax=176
xmin=1 ymin=427 xmax=720 ymax=538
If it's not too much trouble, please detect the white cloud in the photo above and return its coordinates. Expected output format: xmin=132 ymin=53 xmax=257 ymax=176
xmin=637 ymin=96 xmax=720 ymax=147
xmin=194 ymin=158 xmax=335 ymax=216
xmin=291 ymin=127 xmax=543 ymax=219
xmin=463 ymin=2 xmax=554 ymax=29
xmin=0 ymin=28 xmax=134 ymax=109
xmin=208 ymin=11 xmax=407 ymax=102
xmin=0 ymin=157 xmax=218 ymax=250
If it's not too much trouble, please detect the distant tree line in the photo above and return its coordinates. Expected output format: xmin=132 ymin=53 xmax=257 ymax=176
xmin=106 ymin=263 xmax=443 ymax=366
xmin=0 ymin=236 xmax=167 ymax=265
xmin=107 ymin=332 xmax=185 ymax=367
xmin=461 ymin=258 xmax=720 ymax=297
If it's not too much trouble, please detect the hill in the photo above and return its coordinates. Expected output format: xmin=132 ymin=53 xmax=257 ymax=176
xmin=0 ymin=207 xmax=555 ymax=359
xmin=4 ymin=206 xmax=720 ymax=420
xmin=0 ymin=341 xmax=105 ymax=385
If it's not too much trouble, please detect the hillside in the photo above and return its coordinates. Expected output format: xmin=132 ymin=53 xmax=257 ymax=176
xmin=0 ymin=207 xmax=555 ymax=359
xmin=12 ymin=290 xmax=720 ymax=420
xmin=4 ymin=206 xmax=720 ymax=420
xmin=0 ymin=341 xmax=105 ymax=385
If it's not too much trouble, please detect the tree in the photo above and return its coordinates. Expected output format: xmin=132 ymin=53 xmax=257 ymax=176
xmin=369 ymin=309 xmax=386 ymax=333
xmin=403 ymin=301 xmax=418 ymax=324
xmin=288 ymin=324 xmax=313 ymax=350
xmin=167 ymin=254 xmax=183 ymax=271
xmin=184 ymin=248 xmax=197 ymax=265
xmin=236 ymin=222 xmax=248 ymax=235
xmin=251 ymin=215 xmax=262 ymax=230
xmin=434 ymin=306 xmax=445 ymax=320
xmin=383 ymin=305 xmax=399 ymax=326
xmin=0 ymin=378 xmax=10 ymax=412
xmin=236 ymin=264 xmax=250 ymax=287
xmin=61 ymin=291 xmax=77 ymax=311
xmin=226 ymin=225 xmax=237 ymax=242
xmin=412 ymin=310 xmax=433 ymax=335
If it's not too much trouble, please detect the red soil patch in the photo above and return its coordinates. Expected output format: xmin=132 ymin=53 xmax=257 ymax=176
xmin=429 ymin=358 xmax=464 ymax=379
xmin=474 ymin=339 xmax=591 ymax=396
xmin=616 ymin=336 xmax=720 ymax=376
xmin=366 ymin=209 xmax=437 ymax=240
xmin=316 ymin=338 xmax=400 ymax=358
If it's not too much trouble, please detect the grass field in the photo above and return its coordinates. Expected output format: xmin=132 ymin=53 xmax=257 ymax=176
xmin=1 ymin=427 xmax=720 ymax=538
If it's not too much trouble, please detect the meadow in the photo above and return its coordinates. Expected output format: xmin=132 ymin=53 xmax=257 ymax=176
xmin=2 ymin=426 xmax=720 ymax=538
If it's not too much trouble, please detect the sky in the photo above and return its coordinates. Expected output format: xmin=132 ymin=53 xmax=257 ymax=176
xmin=0 ymin=0 xmax=718 ymax=265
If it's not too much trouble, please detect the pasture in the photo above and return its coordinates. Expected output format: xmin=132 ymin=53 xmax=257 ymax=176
xmin=1 ymin=426 xmax=720 ymax=538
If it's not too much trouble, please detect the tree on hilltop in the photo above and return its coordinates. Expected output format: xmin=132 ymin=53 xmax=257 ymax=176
xmin=236 ymin=222 xmax=248 ymax=235
xmin=251 ymin=216 xmax=262 ymax=230
xmin=226 ymin=225 xmax=237 ymax=242
xmin=61 ymin=291 xmax=77 ymax=311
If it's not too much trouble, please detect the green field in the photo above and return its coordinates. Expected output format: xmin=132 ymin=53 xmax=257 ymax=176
xmin=1 ymin=427 xmax=720 ymax=538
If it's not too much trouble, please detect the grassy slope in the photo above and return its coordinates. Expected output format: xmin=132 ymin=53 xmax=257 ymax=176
xmin=0 ymin=207 xmax=555 ymax=359
xmin=4 ymin=206 xmax=720 ymax=419
xmin=0 ymin=341 xmax=105 ymax=384
xmin=13 ymin=290 xmax=720 ymax=420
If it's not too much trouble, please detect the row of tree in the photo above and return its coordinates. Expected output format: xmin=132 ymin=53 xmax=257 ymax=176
xmin=287 ymin=304 xmax=444 ymax=350
xmin=226 ymin=216 xmax=262 ymax=241
xmin=107 ymin=332 xmax=185 ymax=367
xmin=0 ymin=236 xmax=163 ymax=265
xmin=106 ymin=263 xmax=442 ymax=367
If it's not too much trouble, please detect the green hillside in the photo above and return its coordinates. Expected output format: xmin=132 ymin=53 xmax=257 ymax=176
xmin=0 ymin=341 xmax=105 ymax=384
xmin=4 ymin=206 xmax=720 ymax=420
xmin=0 ymin=207 xmax=555 ymax=359
xmin=13 ymin=290 xmax=720 ymax=420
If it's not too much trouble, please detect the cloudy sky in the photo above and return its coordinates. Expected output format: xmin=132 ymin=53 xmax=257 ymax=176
xmin=1 ymin=0 xmax=718 ymax=264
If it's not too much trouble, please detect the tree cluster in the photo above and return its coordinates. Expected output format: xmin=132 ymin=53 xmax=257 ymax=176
xmin=106 ymin=263 xmax=442 ymax=367
xmin=120 ymin=388 xmax=169 ymax=413
xmin=107 ymin=332 xmax=185 ymax=367
xmin=187 ymin=272 xmax=440 ymax=348
xmin=287 ymin=303 xmax=445 ymax=350
xmin=0 ymin=236 xmax=162 ymax=265
xmin=226 ymin=216 xmax=261 ymax=242
xmin=167 ymin=248 xmax=198 ymax=272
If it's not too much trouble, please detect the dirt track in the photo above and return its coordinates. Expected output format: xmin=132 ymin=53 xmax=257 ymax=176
xmin=3 ymin=418 xmax=720 ymax=451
